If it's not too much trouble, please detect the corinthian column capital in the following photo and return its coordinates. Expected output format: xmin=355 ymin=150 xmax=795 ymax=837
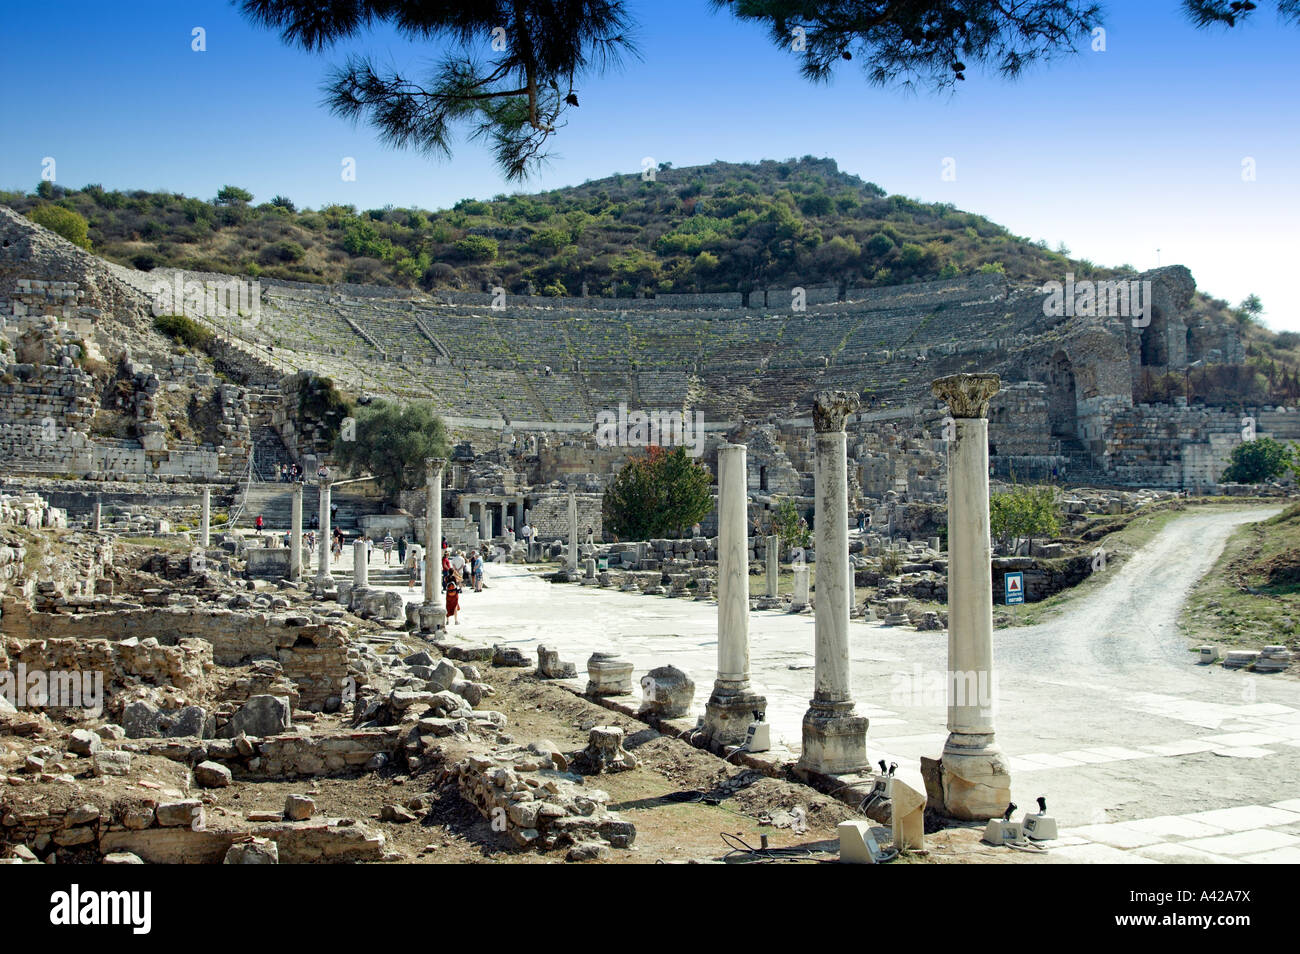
xmin=931 ymin=373 xmax=1001 ymax=419
xmin=813 ymin=390 xmax=861 ymax=433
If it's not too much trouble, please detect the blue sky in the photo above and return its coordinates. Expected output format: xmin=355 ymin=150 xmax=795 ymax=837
xmin=2 ymin=1 xmax=1297 ymax=327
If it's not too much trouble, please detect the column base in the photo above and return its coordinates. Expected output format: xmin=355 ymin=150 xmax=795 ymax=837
xmin=797 ymin=701 xmax=869 ymax=775
xmin=701 ymin=683 xmax=767 ymax=748
xmin=921 ymin=732 xmax=1011 ymax=821
xmin=407 ymin=602 xmax=447 ymax=636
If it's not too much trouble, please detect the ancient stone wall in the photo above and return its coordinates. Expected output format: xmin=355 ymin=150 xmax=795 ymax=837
xmin=0 ymin=605 xmax=347 ymax=709
xmin=528 ymin=493 xmax=603 ymax=541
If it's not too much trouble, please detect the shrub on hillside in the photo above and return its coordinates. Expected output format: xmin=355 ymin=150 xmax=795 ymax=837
xmin=153 ymin=314 xmax=212 ymax=349
xmin=27 ymin=204 xmax=91 ymax=249
xmin=454 ymin=235 xmax=499 ymax=262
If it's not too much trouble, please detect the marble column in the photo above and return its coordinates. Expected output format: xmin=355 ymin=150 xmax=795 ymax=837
xmin=930 ymin=373 xmax=1009 ymax=820
xmin=289 ymin=484 xmax=302 ymax=581
xmin=316 ymin=478 xmax=332 ymax=586
xmin=567 ymin=489 xmax=578 ymax=573
xmin=423 ymin=459 xmax=446 ymax=625
xmin=480 ymin=503 xmax=492 ymax=542
xmin=703 ymin=443 xmax=767 ymax=747
xmin=766 ymin=534 xmax=780 ymax=597
xmin=92 ymin=498 xmax=102 ymax=532
xmin=799 ymin=391 xmax=868 ymax=776
xmin=200 ymin=487 xmax=211 ymax=548
xmin=792 ymin=564 xmax=810 ymax=611
xmin=353 ymin=538 xmax=368 ymax=588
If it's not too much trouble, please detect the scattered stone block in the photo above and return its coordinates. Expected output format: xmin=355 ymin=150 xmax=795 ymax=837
xmin=194 ymin=761 xmax=233 ymax=788
xmin=155 ymin=800 xmax=203 ymax=828
xmin=284 ymin=795 xmax=315 ymax=821
xmin=92 ymin=750 xmax=131 ymax=777
xmin=223 ymin=695 xmax=292 ymax=738
xmin=639 ymin=665 xmax=695 ymax=719
xmin=537 ymin=645 xmax=577 ymax=679
xmin=585 ymin=652 xmax=633 ymax=696
xmin=223 ymin=837 xmax=279 ymax=864
xmin=572 ymin=725 xmax=638 ymax=774
xmin=380 ymin=804 xmax=418 ymax=823
xmin=67 ymin=728 xmax=101 ymax=756
xmin=492 ymin=645 xmax=530 ymax=667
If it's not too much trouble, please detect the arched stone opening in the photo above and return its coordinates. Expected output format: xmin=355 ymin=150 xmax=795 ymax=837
xmin=1140 ymin=305 xmax=1167 ymax=367
xmin=1047 ymin=350 xmax=1078 ymax=440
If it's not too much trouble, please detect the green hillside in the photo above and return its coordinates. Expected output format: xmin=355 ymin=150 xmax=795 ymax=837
xmin=5 ymin=157 xmax=1133 ymax=296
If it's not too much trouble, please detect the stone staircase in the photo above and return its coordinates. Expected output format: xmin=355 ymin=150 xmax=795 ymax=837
xmin=1057 ymin=437 xmax=1109 ymax=485
xmin=251 ymin=425 xmax=293 ymax=481
xmin=331 ymin=560 xmax=409 ymax=586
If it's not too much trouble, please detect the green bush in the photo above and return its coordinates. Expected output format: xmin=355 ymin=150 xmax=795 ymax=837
xmin=27 ymin=204 xmax=91 ymax=249
xmin=153 ymin=314 xmax=213 ymax=349
xmin=1224 ymin=437 xmax=1292 ymax=484
xmin=453 ymin=235 xmax=498 ymax=262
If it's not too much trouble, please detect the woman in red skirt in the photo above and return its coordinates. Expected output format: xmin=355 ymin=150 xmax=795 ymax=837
xmin=445 ymin=575 xmax=461 ymax=625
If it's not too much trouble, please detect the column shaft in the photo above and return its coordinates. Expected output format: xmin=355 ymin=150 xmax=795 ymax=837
xmin=200 ymin=488 xmax=211 ymax=548
xmin=813 ymin=430 xmax=852 ymax=704
xmin=717 ymin=445 xmax=750 ymax=685
xmin=289 ymin=484 xmax=302 ymax=580
xmin=703 ymin=443 xmax=766 ymax=747
xmin=316 ymin=481 xmax=332 ymax=584
xmin=798 ymin=391 xmax=867 ymax=776
xmin=353 ymin=538 xmax=368 ymax=588
xmin=424 ymin=462 xmax=443 ymax=606
xmin=929 ymin=372 xmax=1009 ymax=820
xmin=567 ymin=490 xmax=578 ymax=571
xmin=948 ymin=417 xmax=995 ymax=735
xmin=766 ymin=534 xmax=780 ymax=598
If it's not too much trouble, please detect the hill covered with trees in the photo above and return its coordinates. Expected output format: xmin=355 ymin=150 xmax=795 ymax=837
xmin=5 ymin=157 xmax=1137 ymax=297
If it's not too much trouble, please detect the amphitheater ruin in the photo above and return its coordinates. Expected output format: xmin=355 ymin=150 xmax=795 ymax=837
xmin=3 ymin=202 xmax=1298 ymax=866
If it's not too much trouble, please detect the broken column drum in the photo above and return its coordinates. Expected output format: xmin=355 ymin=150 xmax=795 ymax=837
xmin=791 ymin=564 xmax=810 ymax=611
xmin=353 ymin=538 xmax=368 ymax=588
xmin=585 ymin=652 xmax=633 ymax=696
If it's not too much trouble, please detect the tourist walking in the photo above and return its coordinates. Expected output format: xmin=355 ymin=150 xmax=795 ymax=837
xmin=397 ymin=535 xmax=407 ymax=565
xmin=472 ymin=551 xmax=484 ymax=592
xmin=382 ymin=532 xmax=395 ymax=564
xmin=255 ymin=514 xmax=264 ymax=536
xmin=405 ymin=545 xmax=419 ymax=591
xmin=445 ymin=575 xmax=461 ymax=625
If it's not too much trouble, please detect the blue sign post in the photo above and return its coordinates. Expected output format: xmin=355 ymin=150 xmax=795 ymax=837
xmin=1004 ymin=571 xmax=1024 ymax=606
